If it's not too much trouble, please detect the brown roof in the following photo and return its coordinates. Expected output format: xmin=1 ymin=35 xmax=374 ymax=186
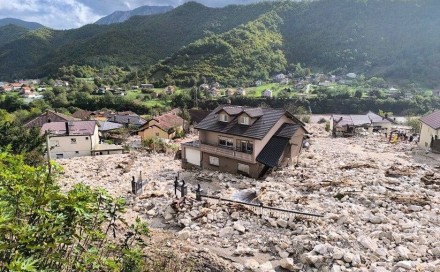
xmin=72 ymin=109 xmax=93 ymax=120
xmin=140 ymin=112 xmax=184 ymax=133
xmin=24 ymin=110 xmax=78 ymax=128
xmin=189 ymin=109 xmax=211 ymax=124
xmin=420 ymin=110 xmax=440 ymax=130
xmin=41 ymin=121 xmax=97 ymax=136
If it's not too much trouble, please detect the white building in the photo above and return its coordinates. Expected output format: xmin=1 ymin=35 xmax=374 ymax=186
xmin=262 ymin=89 xmax=273 ymax=98
xmin=41 ymin=121 xmax=123 ymax=159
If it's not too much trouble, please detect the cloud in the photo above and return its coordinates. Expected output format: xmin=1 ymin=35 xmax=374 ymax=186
xmin=0 ymin=0 xmax=265 ymax=29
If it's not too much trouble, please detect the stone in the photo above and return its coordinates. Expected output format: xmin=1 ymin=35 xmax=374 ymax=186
xmin=279 ymin=258 xmax=299 ymax=271
xmin=343 ymin=252 xmax=354 ymax=263
xmin=330 ymin=264 xmax=342 ymax=272
xmin=332 ymin=248 xmax=344 ymax=260
xmin=244 ymin=259 xmax=259 ymax=271
xmin=163 ymin=206 xmax=175 ymax=220
xmin=277 ymin=219 xmax=288 ymax=228
xmin=219 ymin=227 xmax=234 ymax=237
xmin=358 ymin=235 xmax=378 ymax=251
xmin=369 ymin=214 xmax=383 ymax=224
xmin=233 ymin=221 xmax=246 ymax=233
xmin=259 ymin=261 xmax=273 ymax=271
xmin=279 ymin=251 xmax=289 ymax=258
xmin=408 ymin=205 xmax=423 ymax=212
xmin=396 ymin=246 xmax=410 ymax=259
xmin=180 ymin=218 xmax=191 ymax=227
xmin=177 ymin=228 xmax=191 ymax=240
xmin=313 ymin=243 xmax=328 ymax=255
xmin=231 ymin=211 xmax=240 ymax=220
xmin=393 ymin=261 xmax=413 ymax=270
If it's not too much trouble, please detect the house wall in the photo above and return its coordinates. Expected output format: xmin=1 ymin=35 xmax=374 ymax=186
xmin=49 ymin=135 xmax=93 ymax=159
xmin=139 ymin=126 xmax=169 ymax=140
xmin=200 ymin=151 xmax=263 ymax=178
xmin=91 ymin=125 xmax=100 ymax=148
xmin=419 ymin=123 xmax=440 ymax=148
xmin=289 ymin=128 xmax=306 ymax=158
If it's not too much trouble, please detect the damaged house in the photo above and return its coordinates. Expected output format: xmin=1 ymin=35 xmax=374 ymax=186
xmin=181 ymin=105 xmax=307 ymax=178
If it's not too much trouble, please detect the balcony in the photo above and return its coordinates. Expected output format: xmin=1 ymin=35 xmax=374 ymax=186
xmin=200 ymin=143 xmax=253 ymax=163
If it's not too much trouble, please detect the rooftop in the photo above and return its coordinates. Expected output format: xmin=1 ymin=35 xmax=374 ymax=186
xmin=420 ymin=110 xmax=440 ymax=130
xmin=41 ymin=121 xmax=97 ymax=136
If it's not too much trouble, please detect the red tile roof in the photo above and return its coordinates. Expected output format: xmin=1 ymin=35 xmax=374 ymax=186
xmin=140 ymin=112 xmax=185 ymax=133
xmin=420 ymin=110 xmax=440 ymax=130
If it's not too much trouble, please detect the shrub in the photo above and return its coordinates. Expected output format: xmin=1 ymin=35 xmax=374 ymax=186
xmin=301 ymin=115 xmax=311 ymax=123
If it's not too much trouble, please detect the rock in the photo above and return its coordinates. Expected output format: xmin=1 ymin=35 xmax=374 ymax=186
xmin=180 ymin=218 xmax=191 ymax=227
xmin=244 ymin=259 xmax=259 ymax=271
xmin=408 ymin=205 xmax=423 ymax=212
xmin=276 ymin=219 xmax=288 ymax=228
xmin=279 ymin=258 xmax=299 ymax=271
xmin=233 ymin=221 xmax=246 ymax=233
xmin=332 ymin=248 xmax=344 ymax=260
xmin=231 ymin=211 xmax=240 ymax=220
xmin=300 ymin=252 xmax=324 ymax=268
xmin=343 ymin=251 xmax=354 ymax=263
xmin=431 ymin=247 xmax=440 ymax=257
xmin=330 ymin=264 xmax=342 ymax=272
xmin=279 ymin=251 xmax=289 ymax=258
xmin=163 ymin=206 xmax=175 ymax=220
xmin=358 ymin=235 xmax=378 ymax=251
xmin=396 ymin=246 xmax=410 ymax=259
xmin=393 ymin=261 xmax=413 ymax=270
xmin=177 ymin=228 xmax=191 ymax=240
xmin=313 ymin=243 xmax=328 ymax=255
xmin=219 ymin=227 xmax=234 ymax=237
xmin=259 ymin=261 xmax=273 ymax=271
xmin=369 ymin=214 xmax=383 ymax=224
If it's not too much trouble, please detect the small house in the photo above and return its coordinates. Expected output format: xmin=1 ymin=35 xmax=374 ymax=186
xmin=262 ymin=89 xmax=273 ymax=98
xmin=419 ymin=110 xmax=440 ymax=151
xmin=138 ymin=111 xmax=185 ymax=140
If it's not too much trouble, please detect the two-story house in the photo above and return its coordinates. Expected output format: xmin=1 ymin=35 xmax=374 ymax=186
xmin=41 ymin=121 xmax=124 ymax=159
xmin=181 ymin=105 xmax=307 ymax=178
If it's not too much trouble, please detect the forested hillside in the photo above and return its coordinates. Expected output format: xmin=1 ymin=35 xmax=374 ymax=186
xmin=149 ymin=11 xmax=287 ymax=86
xmin=1 ymin=0 xmax=440 ymax=87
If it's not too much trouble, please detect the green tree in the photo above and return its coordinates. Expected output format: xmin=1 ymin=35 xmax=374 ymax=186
xmin=0 ymin=151 xmax=150 ymax=271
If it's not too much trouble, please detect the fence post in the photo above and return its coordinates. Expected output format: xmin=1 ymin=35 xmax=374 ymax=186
xmin=131 ymin=176 xmax=137 ymax=195
xmin=174 ymin=176 xmax=179 ymax=198
xmin=195 ymin=184 xmax=203 ymax=201
xmin=180 ymin=180 xmax=187 ymax=198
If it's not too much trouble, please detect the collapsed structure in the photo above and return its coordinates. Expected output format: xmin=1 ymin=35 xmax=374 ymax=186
xmin=181 ymin=105 xmax=307 ymax=178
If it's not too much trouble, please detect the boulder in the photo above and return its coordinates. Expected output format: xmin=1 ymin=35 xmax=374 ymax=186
xmin=279 ymin=258 xmax=299 ymax=271
xmin=233 ymin=221 xmax=246 ymax=234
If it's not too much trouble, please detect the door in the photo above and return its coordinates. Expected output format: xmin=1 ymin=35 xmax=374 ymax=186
xmin=186 ymin=148 xmax=201 ymax=166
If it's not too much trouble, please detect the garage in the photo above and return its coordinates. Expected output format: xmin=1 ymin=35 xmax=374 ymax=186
xmin=185 ymin=147 xmax=201 ymax=166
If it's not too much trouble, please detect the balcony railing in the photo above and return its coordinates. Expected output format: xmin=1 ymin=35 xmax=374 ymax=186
xmin=200 ymin=143 xmax=253 ymax=163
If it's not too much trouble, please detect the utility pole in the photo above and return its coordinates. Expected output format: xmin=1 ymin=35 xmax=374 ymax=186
xmin=45 ymin=131 xmax=52 ymax=175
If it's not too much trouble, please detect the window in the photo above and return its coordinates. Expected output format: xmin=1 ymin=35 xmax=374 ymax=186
xmin=240 ymin=140 xmax=253 ymax=153
xmin=85 ymin=137 xmax=89 ymax=140
xmin=209 ymin=156 xmax=219 ymax=166
xmin=219 ymin=137 xmax=233 ymax=148
xmin=156 ymin=132 xmax=160 ymax=136
xmin=239 ymin=116 xmax=250 ymax=125
xmin=75 ymin=151 xmax=79 ymax=154
xmin=71 ymin=138 xmax=77 ymax=144
xmin=238 ymin=163 xmax=250 ymax=174
xmin=56 ymin=154 xmax=63 ymax=159
xmin=219 ymin=113 xmax=228 ymax=122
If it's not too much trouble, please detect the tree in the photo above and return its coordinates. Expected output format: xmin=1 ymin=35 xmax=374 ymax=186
xmin=0 ymin=151 xmax=150 ymax=271
xmin=354 ymin=89 xmax=363 ymax=98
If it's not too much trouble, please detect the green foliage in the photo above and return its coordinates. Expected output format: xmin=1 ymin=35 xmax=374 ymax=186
xmin=301 ymin=115 xmax=311 ymax=123
xmin=149 ymin=11 xmax=287 ymax=87
xmin=0 ymin=151 xmax=150 ymax=271
xmin=142 ymin=137 xmax=178 ymax=153
xmin=325 ymin=121 xmax=331 ymax=132
xmin=405 ymin=117 xmax=421 ymax=133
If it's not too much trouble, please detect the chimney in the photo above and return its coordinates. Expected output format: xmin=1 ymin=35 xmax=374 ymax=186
xmin=65 ymin=122 xmax=70 ymax=135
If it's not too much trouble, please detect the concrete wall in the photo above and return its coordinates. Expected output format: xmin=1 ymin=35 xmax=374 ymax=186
xmin=49 ymin=135 xmax=93 ymax=159
xmin=419 ymin=123 xmax=440 ymax=148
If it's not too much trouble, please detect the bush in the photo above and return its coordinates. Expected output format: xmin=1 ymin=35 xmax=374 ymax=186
xmin=325 ymin=121 xmax=330 ymax=132
xmin=317 ymin=117 xmax=327 ymax=124
xmin=301 ymin=115 xmax=311 ymax=123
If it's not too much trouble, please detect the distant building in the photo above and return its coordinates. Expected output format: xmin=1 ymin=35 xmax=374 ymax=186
xmin=419 ymin=110 xmax=440 ymax=151
xmin=141 ymin=83 xmax=154 ymax=89
xmin=24 ymin=110 xmax=78 ymax=129
xmin=138 ymin=111 xmax=185 ymax=140
xmin=262 ymin=89 xmax=273 ymax=98
xmin=41 ymin=121 xmax=123 ymax=159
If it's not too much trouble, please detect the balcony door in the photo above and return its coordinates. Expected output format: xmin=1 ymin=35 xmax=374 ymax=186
xmin=240 ymin=140 xmax=253 ymax=154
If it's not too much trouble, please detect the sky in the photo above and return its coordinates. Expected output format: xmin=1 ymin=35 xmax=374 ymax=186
xmin=0 ymin=0 xmax=260 ymax=29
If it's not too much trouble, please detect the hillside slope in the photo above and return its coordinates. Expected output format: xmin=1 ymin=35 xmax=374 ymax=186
xmin=0 ymin=18 xmax=45 ymax=30
xmin=95 ymin=5 xmax=173 ymax=25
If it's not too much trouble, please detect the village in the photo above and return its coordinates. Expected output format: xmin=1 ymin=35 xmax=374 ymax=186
xmin=21 ymin=103 xmax=440 ymax=272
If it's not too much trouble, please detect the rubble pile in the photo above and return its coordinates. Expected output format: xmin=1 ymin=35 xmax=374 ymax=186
xmin=59 ymin=127 xmax=440 ymax=272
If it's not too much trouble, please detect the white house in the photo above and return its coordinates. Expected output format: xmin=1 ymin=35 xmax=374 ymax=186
xmin=419 ymin=110 xmax=440 ymax=149
xmin=41 ymin=121 xmax=123 ymax=159
xmin=262 ymin=89 xmax=273 ymax=98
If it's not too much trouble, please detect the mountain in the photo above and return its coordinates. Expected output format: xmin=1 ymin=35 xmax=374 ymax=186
xmin=0 ymin=18 xmax=45 ymax=30
xmin=95 ymin=5 xmax=174 ymax=25
xmin=1 ymin=0 xmax=440 ymax=87
xmin=0 ymin=24 xmax=30 ymax=47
